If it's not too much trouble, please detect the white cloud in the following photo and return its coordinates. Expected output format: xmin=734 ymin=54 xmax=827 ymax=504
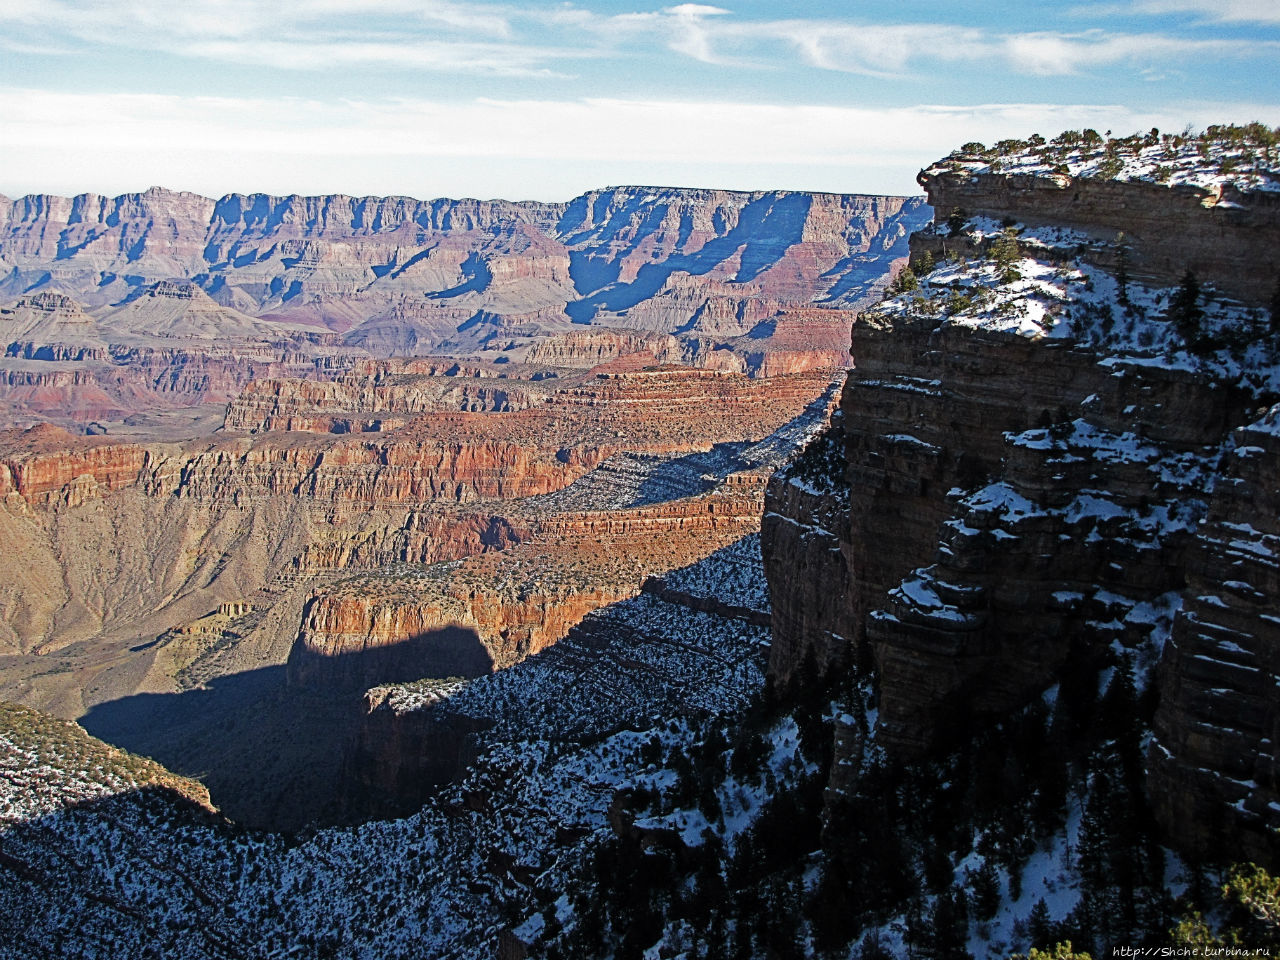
xmin=8 ymin=0 xmax=1271 ymax=79
xmin=537 ymin=7 xmax=1279 ymax=78
xmin=764 ymin=22 xmax=988 ymax=75
xmin=181 ymin=39 xmax=570 ymax=76
xmin=662 ymin=4 xmax=731 ymax=16
xmin=4 ymin=87 xmax=1276 ymax=201
xmin=1130 ymin=0 xmax=1280 ymax=24
xmin=998 ymin=29 xmax=1248 ymax=74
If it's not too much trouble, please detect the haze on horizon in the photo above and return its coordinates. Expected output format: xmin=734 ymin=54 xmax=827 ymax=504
xmin=2 ymin=0 xmax=1279 ymax=203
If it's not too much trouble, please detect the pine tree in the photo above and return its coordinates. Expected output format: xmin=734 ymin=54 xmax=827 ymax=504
xmin=991 ymin=227 xmax=1022 ymax=283
xmin=968 ymin=859 xmax=1001 ymax=922
xmin=1168 ymin=269 xmax=1205 ymax=348
xmin=1114 ymin=234 xmax=1131 ymax=307
xmin=891 ymin=266 xmax=920 ymax=295
xmin=1027 ymin=898 xmax=1054 ymax=948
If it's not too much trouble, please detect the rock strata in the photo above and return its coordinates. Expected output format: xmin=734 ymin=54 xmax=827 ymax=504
xmin=917 ymin=166 xmax=1280 ymax=305
xmin=0 ymin=185 xmax=926 ymax=425
xmin=765 ymin=144 xmax=1280 ymax=864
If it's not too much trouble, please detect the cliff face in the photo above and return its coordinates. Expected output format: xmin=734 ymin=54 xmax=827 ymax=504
xmin=1148 ymin=408 xmax=1280 ymax=863
xmin=0 ymin=184 xmax=925 ymax=427
xmin=762 ymin=412 xmax=856 ymax=690
xmin=0 ymin=185 xmax=924 ymax=335
xmin=764 ymin=153 xmax=1280 ymax=864
xmin=917 ymin=167 xmax=1280 ymax=306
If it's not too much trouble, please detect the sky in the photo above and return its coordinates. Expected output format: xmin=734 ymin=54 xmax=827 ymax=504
xmin=1 ymin=0 xmax=1279 ymax=202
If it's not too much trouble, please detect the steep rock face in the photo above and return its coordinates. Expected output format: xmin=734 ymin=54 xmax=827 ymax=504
xmin=559 ymin=188 xmax=923 ymax=330
xmin=764 ymin=155 xmax=1280 ymax=863
xmin=523 ymin=329 xmax=683 ymax=369
xmin=293 ymin=510 xmax=526 ymax=572
xmin=1149 ymin=407 xmax=1280 ymax=863
xmin=0 ymin=426 xmax=148 ymax=508
xmin=917 ymin=167 xmax=1280 ymax=305
xmin=0 ymin=188 xmax=217 ymax=302
xmin=337 ymin=532 xmax=773 ymax=821
xmin=776 ymin=321 xmax=1227 ymax=755
xmin=762 ymin=411 xmax=857 ymax=690
xmin=288 ymin=487 xmax=765 ymax=692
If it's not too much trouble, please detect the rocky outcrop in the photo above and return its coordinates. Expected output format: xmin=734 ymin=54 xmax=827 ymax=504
xmin=764 ymin=152 xmax=1280 ymax=864
xmin=341 ymin=683 xmax=493 ymax=819
xmin=337 ymin=532 xmax=773 ymax=822
xmin=766 ymin=318 xmax=1228 ymax=745
xmin=288 ymin=486 xmax=766 ymax=692
xmin=917 ymin=166 xmax=1280 ymax=305
xmin=523 ymin=329 xmax=683 ymax=368
xmin=223 ymin=360 xmax=554 ymax=433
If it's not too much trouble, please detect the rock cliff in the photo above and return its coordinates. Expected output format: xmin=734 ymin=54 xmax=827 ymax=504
xmin=0 ymin=184 xmax=925 ymax=426
xmin=917 ymin=166 xmax=1280 ymax=305
xmin=764 ymin=129 xmax=1280 ymax=864
xmin=288 ymin=486 xmax=766 ymax=693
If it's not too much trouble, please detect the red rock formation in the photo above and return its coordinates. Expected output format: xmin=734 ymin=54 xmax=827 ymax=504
xmin=0 ymin=185 xmax=922 ymax=425
xmin=287 ymin=486 xmax=765 ymax=692
xmin=0 ymin=425 xmax=148 ymax=508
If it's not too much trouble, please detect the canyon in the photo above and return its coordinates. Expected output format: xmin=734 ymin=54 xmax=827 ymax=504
xmin=3 ymin=126 xmax=1280 ymax=959
xmin=0 ymin=185 xmax=924 ymax=431
xmin=0 ymin=355 xmax=833 ymax=825
xmin=0 ymin=179 xmax=889 ymax=830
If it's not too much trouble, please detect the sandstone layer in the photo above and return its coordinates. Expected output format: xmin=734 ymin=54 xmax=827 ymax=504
xmin=0 ymin=185 xmax=925 ymax=427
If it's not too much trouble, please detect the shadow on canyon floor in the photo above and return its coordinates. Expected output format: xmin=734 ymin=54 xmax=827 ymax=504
xmin=80 ymin=665 xmax=357 ymax=832
xmin=81 ymin=626 xmax=496 ymax=831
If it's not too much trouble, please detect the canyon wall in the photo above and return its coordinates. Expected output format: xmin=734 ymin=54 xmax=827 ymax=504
xmin=0 ymin=367 xmax=831 ymax=718
xmin=0 ymin=185 xmax=925 ymax=426
xmin=764 ymin=165 xmax=1280 ymax=863
xmin=917 ymin=165 xmax=1280 ymax=305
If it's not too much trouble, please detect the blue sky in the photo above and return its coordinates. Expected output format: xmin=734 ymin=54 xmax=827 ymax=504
xmin=2 ymin=0 xmax=1278 ymax=201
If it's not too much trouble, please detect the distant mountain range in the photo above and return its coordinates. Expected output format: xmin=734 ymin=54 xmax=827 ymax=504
xmin=0 ymin=185 xmax=926 ymax=349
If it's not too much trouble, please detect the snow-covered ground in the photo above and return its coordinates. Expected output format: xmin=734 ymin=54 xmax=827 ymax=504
xmin=928 ymin=124 xmax=1280 ymax=194
xmin=877 ymin=218 xmax=1280 ymax=396
xmin=0 ymin=533 xmax=779 ymax=960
